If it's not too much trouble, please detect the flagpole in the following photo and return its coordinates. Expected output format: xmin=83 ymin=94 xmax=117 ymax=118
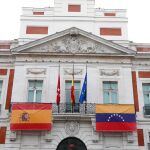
xmin=58 ymin=61 xmax=60 ymax=113
xmin=72 ymin=62 xmax=74 ymax=113
xmin=85 ymin=61 xmax=88 ymax=114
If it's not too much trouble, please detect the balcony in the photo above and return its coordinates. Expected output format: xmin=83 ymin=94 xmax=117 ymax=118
xmin=143 ymin=105 xmax=150 ymax=116
xmin=52 ymin=103 xmax=95 ymax=114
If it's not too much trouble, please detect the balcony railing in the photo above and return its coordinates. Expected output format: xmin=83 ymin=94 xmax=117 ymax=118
xmin=52 ymin=103 xmax=95 ymax=114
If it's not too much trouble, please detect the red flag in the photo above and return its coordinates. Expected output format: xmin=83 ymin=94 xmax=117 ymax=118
xmin=71 ymin=78 xmax=75 ymax=105
xmin=56 ymin=75 xmax=60 ymax=105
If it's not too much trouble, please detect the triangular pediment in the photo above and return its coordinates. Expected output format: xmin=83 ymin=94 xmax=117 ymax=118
xmin=12 ymin=27 xmax=136 ymax=56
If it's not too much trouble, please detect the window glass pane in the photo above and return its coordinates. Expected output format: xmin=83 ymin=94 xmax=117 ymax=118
xmin=143 ymin=94 xmax=150 ymax=105
xmin=143 ymin=83 xmax=150 ymax=91
xmin=111 ymin=92 xmax=118 ymax=104
xmin=75 ymin=90 xmax=80 ymax=103
xmin=143 ymin=83 xmax=150 ymax=105
xmin=35 ymin=80 xmax=43 ymax=88
xmin=29 ymin=80 xmax=35 ymax=88
xmin=103 ymin=91 xmax=110 ymax=104
xmin=103 ymin=82 xmax=110 ymax=89
xmin=28 ymin=90 xmax=34 ymax=102
xmin=66 ymin=81 xmax=71 ymax=89
xmin=74 ymin=81 xmax=80 ymax=89
xmin=36 ymin=90 xmax=42 ymax=102
xmin=111 ymin=82 xmax=117 ymax=90
xmin=28 ymin=80 xmax=43 ymax=102
xmin=103 ymin=81 xmax=118 ymax=104
xmin=0 ymin=81 xmax=3 ymax=89
xmin=66 ymin=90 xmax=71 ymax=103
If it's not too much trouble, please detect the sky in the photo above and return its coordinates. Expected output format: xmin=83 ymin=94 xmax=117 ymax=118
xmin=0 ymin=0 xmax=150 ymax=43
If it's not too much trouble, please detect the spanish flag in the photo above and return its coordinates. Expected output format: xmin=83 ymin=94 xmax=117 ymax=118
xmin=71 ymin=77 xmax=75 ymax=105
xmin=10 ymin=103 xmax=52 ymax=131
xmin=96 ymin=104 xmax=136 ymax=132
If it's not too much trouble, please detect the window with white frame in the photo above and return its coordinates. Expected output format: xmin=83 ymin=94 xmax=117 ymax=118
xmin=103 ymin=81 xmax=118 ymax=104
xmin=142 ymin=83 xmax=150 ymax=105
xmin=28 ymin=80 xmax=43 ymax=102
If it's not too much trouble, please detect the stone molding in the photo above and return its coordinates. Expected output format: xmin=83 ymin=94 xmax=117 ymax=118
xmin=100 ymin=69 xmax=119 ymax=76
xmin=27 ymin=68 xmax=46 ymax=75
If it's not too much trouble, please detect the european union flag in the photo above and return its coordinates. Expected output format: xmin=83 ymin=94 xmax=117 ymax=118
xmin=79 ymin=73 xmax=87 ymax=104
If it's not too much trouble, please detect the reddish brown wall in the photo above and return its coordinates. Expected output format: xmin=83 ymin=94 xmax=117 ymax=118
xmin=139 ymin=71 xmax=150 ymax=78
xmin=137 ymin=47 xmax=150 ymax=52
xmin=100 ymin=28 xmax=122 ymax=36
xmin=0 ymin=127 xmax=7 ymax=144
xmin=137 ymin=129 xmax=145 ymax=146
xmin=0 ymin=45 xmax=10 ymax=49
xmin=68 ymin=5 xmax=81 ymax=12
xmin=33 ymin=12 xmax=44 ymax=15
xmin=26 ymin=26 xmax=48 ymax=34
xmin=132 ymin=71 xmax=139 ymax=112
xmin=0 ymin=69 xmax=7 ymax=76
xmin=5 ymin=69 xmax=15 ymax=110
xmin=104 ymin=13 xmax=116 ymax=16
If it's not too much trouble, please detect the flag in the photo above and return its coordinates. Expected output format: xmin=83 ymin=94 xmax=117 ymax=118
xmin=79 ymin=73 xmax=87 ymax=104
xmin=10 ymin=103 xmax=52 ymax=131
xmin=56 ymin=75 xmax=60 ymax=105
xmin=96 ymin=104 xmax=136 ymax=132
xmin=71 ymin=78 xmax=75 ymax=105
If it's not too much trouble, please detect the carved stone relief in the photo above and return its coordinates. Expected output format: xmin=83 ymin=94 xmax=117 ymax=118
xmin=27 ymin=68 xmax=46 ymax=75
xmin=65 ymin=121 xmax=80 ymax=136
xmin=64 ymin=68 xmax=83 ymax=75
xmin=100 ymin=69 xmax=119 ymax=76
xmin=27 ymin=34 xmax=120 ymax=54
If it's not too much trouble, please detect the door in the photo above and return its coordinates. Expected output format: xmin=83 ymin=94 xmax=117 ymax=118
xmin=56 ymin=137 xmax=87 ymax=150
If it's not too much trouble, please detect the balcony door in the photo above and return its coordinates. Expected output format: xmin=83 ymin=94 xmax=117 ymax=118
xmin=56 ymin=137 xmax=87 ymax=150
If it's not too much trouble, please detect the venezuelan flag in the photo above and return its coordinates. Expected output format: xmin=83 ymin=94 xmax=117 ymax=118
xmin=10 ymin=103 xmax=52 ymax=131
xmin=96 ymin=104 xmax=136 ymax=132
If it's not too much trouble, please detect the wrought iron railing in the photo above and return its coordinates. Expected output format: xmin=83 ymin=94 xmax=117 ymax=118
xmin=52 ymin=103 xmax=95 ymax=114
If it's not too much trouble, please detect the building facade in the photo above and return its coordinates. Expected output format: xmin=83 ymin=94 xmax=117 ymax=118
xmin=0 ymin=0 xmax=150 ymax=150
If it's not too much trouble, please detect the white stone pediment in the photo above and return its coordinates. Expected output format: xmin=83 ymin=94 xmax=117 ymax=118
xmin=12 ymin=27 xmax=136 ymax=55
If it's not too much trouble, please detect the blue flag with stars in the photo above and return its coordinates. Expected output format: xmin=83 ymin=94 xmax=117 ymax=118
xmin=79 ymin=73 xmax=87 ymax=104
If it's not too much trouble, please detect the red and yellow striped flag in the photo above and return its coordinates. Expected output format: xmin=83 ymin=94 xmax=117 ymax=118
xmin=10 ymin=103 xmax=52 ymax=131
xmin=71 ymin=78 xmax=75 ymax=105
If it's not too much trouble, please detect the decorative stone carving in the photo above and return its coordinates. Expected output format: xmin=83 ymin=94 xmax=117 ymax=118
xmin=100 ymin=69 xmax=119 ymax=76
xmin=64 ymin=68 xmax=83 ymax=75
xmin=91 ymin=118 xmax=96 ymax=131
xmin=27 ymin=68 xmax=46 ymax=75
xmin=45 ymin=131 xmax=52 ymax=142
xmin=10 ymin=131 xmax=17 ymax=141
xmin=29 ymin=35 xmax=106 ymax=54
xmin=127 ymin=132 xmax=134 ymax=143
xmin=65 ymin=121 xmax=80 ymax=136
xmin=69 ymin=28 xmax=79 ymax=35
xmin=92 ymin=129 xmax=99 ymax=143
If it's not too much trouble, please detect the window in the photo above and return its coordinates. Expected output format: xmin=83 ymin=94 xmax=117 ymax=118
xmin=0 ymin=80 xmax=3 ymax=101
xmin=28 ymin=80 xmax=43 ymax=102
xmin=103 ymin=81 xmax=118 ymax=104
xmin=143 ymin=83 xmax=150 ymax=105
xmin=65 ymin=80 xmax=80 ymax=112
